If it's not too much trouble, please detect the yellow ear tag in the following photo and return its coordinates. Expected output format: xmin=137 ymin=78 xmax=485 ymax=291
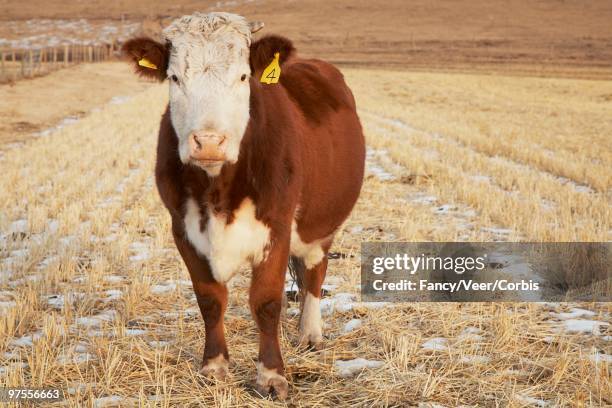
xmin=260 ymin=52 xmax=281 ymax=84
xmin=138 ymin=57 xmax=158 ymax=70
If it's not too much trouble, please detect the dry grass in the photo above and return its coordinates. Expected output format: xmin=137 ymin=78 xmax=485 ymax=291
xmin=346 ymin=69 xmax=612 ymax=241
xmin=0 ymin=62 xmax=153 ymax=146
xmin=0 ymin=70 xmax=610 ymax=407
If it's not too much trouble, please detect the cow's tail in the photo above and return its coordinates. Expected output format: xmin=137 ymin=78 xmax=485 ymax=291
xmin=288 ymin=255 xmax=306 ymax=295
xmin=281 ymin=256 xmax=306 ymax=319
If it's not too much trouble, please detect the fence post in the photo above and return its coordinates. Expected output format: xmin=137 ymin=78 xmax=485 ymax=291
xmin=28 ymin=50 xmax=33 ymax=77
xmin=0 ymin=51 xmax=5 ymax=82
xmin=35 ymin=49 xmax=40 ymax=75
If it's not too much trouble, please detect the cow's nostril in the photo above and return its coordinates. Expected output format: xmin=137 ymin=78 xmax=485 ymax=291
xmin=194 ymin=137 xmax=202 ymax=150
xmin=218 ymin=136 xmax=226 ymax=147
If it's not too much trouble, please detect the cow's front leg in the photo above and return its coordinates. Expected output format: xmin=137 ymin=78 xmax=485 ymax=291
xmin=173 ymin=228 xmax=229 ymax=380
xmin=194 ymin=283 xmax=229 ymax=379
xmin=249 ymin=239 xmax=290 ymax=400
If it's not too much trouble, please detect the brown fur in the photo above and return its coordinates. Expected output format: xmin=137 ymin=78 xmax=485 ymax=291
xmin=128 ymin=34 xmax=365 ymax=398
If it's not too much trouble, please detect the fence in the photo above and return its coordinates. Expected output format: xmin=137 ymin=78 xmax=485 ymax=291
xmin=0 ymin=42 xmax=118 ymax=83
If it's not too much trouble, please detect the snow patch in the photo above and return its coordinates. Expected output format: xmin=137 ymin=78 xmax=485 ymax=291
xmin=109 ymin=96 xmax=132 ymax=105
xmin=514 ymin=394 xmax=549 ymax=407
xmin=75 ymin=310 xmax=117 ymax=328
xmin=129 ymin=241 xmax=150 ymax=262
xmin=562 ymin=319 xmax=609 ymax=335
xmin=422 ymin=337 xmax=449 ymax=351
xmin=342 ymin=319 xmax=363 ymax=333
xmin=93 ymin=396 xmax=126 ymax=408
xmin=151 ymin=282 xmax=178 ymax=295
xmin=335 ymin=358 xmax=384 ymax=377
xmin=551 ymin=308 xmax=596 ymax=320
xmin=148 ymin=340 xmax=172 ymax=348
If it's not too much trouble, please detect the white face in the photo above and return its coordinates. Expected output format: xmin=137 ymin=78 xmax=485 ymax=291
xmin=163 ymin=14 xmax=253 ymax=176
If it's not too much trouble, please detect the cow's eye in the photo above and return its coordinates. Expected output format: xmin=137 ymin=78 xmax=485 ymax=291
xmin=169 ymin=74 xmax=179 ymax=83
xmin=240 ymin=74 xmax=247 ymax=82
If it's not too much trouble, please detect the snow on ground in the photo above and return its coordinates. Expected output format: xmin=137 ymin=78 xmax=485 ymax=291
xmin=151 ymin=282 xmax=178 ymax=295
xmin=0 ymin=362 xmax=28 ymax=375
xmin=93 ymin=395 xmax=129 ymax=408
xmin=0 ymin=300 xmax=17 ymax=310
xmin=108 ymin=96 xmax=132 ymax=105
xmin=335 ymin=358 xmax=384 ymax=378
xmin=460 ymin=355 xmax=491 ymax=364
xmin=74 ymin=310 xmax=117 ymax=328
xmin=10 ymin=332 xmax=43 ymax=348
xmin=104 ymin=289 xmax=123 ymax=302
xmin=148 ymin=340 xmax=172 ymax=348
xmin=67 ymin=384 xmax=95 ymax=395
xmin=422 ymin=337 xmax=449 ymax=351
xmin=514 ymin=394 xmax=549 ymax=407
xmin=589 ymin=352 xmax=612 ymax=364
xmin=458 ymin=327 xmax=484 ymax=342
xmin=548 ymin=306 xmax=609 ymax=335
xmin=8 ymin=219 xmax=28 ymax=233
xmin=561 ymin=319 xmax=609 ymax=335
xmin=343 ymin=318 xmax=363 ymax=333
xmin=36 ymin=116 xmax=80 ymax=137
xmin=366 ymin=148 xmax=396 ymax=181
xmin=0 ymin=19 xmax=140 ymax=49
xmin=320 ymin=292 xmax=389 ymax=316
xmin=125 ymin=329 xmax=147 ymax=336
xmin=104 ymin=275 xmax=127 ymax=283
xmin=551 ymin=308 xmax=596 ymax=319
xmin=128 ymin=241 xmax=151 ymax=262
xmin=57 ymin=352 xmax=95 ymax=366
xmin=46 ymin=293 xmax=82 ymax=309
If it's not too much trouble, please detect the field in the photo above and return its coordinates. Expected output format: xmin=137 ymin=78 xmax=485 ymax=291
xmin=1 ymin=0 xmax=611 ymax=406
xmin=2 ymin=0 xmax=612 ymax=77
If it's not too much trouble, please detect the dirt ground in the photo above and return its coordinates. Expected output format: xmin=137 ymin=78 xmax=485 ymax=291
xmin=1 ymin=0 xmax=612 ymax=77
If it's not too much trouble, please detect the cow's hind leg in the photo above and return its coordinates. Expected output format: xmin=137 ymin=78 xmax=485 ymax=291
xmin=298 ymin=256 xmax=328 ymax=350
xmin=250 ymin=239 xmax=290 ymax=400
xmin=173 ymin=227 xmax=229 ymax=380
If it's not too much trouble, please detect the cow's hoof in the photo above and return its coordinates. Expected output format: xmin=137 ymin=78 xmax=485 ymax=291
xmin=298 ymin=333 xmax=324 ymax=351
xmin=199 ymin=355 xmax=229 ymax=381
xmin=255 ymin=362 xmax=289 ymax=400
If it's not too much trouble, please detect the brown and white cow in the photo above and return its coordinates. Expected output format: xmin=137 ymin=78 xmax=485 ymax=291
xmin=123 ymin=12 xmax=365 ymax=399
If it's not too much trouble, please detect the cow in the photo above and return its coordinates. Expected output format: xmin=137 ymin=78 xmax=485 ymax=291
xmin=122 ymin=12 xmax=365 ymax=400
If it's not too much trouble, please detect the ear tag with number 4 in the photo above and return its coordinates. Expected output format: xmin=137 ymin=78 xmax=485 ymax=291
xmin=260 ymin=52 xmax=281 ymax=84
xmin=138 ymin=57 xmax=158 ymax=70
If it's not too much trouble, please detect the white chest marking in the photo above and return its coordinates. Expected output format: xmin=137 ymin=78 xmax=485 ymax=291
xmin=184 ymin=197 xmax=271 ymax=283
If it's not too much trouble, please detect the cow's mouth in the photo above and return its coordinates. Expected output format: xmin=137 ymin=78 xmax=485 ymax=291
xmin=189 ymin=158 xmax=225 ymax=170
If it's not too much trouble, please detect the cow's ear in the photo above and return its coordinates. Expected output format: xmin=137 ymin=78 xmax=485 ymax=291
xmin=122 ymin=37 xmax=168 ymax=81
xmin=249 ymin=35 xmax=295 ymax=73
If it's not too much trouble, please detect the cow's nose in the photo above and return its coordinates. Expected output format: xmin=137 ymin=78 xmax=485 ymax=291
xmin=188 ymin=131 xmax=227 ymax=162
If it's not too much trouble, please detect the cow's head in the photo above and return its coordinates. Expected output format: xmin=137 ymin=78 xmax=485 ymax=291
xmin=123 ymin=13 xmax=264 ymax=176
